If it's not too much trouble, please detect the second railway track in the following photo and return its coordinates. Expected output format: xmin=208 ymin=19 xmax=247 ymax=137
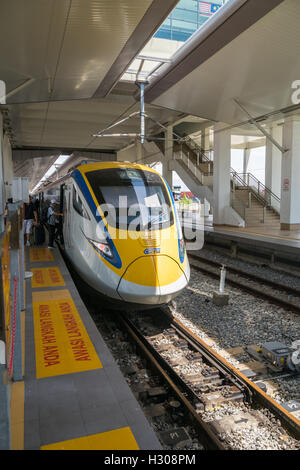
xmin=188 ymin=252 xmax=300 ymax=314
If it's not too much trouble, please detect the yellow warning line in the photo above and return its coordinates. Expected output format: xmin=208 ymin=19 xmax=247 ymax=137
xmin=10 ymin=381 xmax=24 ymax=450
xmin=41 ymin=427 xmax=139 ymax=450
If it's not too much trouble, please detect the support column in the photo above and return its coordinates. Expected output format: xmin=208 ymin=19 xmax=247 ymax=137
xmin=203 ymin=198 xmax=210 ymax=217
xmin=201 ymin=127 xmax=210 ymax=152
xmin=265 ymin=124 xmax=282 ymax=198
xmin=213 ymin=123 xmax=231 ymax=226
xmin=163 ymin=125 xmax=173 ymax=188
xmin=243 ymin=148 xmax=250 ymax=174
xmin=280 ymin=114 xmax=300 ymax=230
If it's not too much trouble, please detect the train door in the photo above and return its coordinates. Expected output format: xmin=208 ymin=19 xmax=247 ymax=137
xmin=58 ymin=184 xmax=65 ymax=245
xmin=63 ymin=183 xmax=72 ymax=249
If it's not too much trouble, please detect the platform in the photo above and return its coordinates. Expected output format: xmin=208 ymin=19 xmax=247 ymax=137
xmin=11 ymin=244 xmax=161 ymax=450
xmin=182 ymin=213 xmax=300 ymax=252
xmin=204 ymin=223 xmax=300 ymax=254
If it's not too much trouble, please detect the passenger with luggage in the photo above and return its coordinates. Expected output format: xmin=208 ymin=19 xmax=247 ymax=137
xmin=47 ymin=199 xmax=63 ymax=249
xmin=23 ymin=195 xmax=38 ymax=247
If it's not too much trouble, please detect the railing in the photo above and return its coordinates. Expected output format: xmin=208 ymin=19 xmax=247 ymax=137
xmin=178 ymin=137 xmax=281 ymax=214
xmin=181 ymin=136 xmax=211 ymax=164
xmin=231 ymin=171 xmax=281 ymax=214
xmin=153 ymin=135 xmax=281 ymax=223
xmin=173 ymin=149 xmax=213 ymax=187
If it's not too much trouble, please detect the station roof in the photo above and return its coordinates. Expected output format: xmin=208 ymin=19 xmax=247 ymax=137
xmin=0 ymin=0 xmax=181 ymax=153
xmin=144 ymin=0 xmax=300 ymax=128
xmin=1 ymin=0 xmax=178 ymax=103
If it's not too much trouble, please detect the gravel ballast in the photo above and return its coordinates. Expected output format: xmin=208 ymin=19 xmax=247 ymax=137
xmin=170 ymin=252 xmax=300 ymax=405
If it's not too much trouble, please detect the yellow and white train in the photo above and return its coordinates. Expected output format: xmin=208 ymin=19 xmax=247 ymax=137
xmin=38 ymin=161 xmax=190 ymax=309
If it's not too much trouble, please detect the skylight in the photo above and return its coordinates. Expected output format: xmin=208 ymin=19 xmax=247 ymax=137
xmin=31 ymin=154 xmax=71 ymax=194
xmin=121 ymin=0 xmax=230 ymax=82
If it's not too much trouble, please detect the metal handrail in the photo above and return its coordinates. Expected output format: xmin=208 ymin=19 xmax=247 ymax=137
xmin=175 ymin=143 xmax=214 ymax=178
xmin=172 ymin=138 xmax=280 ymax=220
xmin=180 ymin=138 xmax=280 ymax=206
xmin=231 ymin=171 xmax=280 ymax=214
xmin=181 ymin=136 xmax=211 ymax=163
xmin=236 ymin=172 xmax=280 ymax=203
xmin=231 ymin=171 xmax=269 ymax=209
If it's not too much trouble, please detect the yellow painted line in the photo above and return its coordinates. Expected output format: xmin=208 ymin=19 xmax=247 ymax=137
xmin=31 ymin=267 xmax=65 ymax=288
xmin=41 ymin=427 xmax=139 ymax=450
xmin=30 ymin=247 xmax=54 ymax=262
xmin=10 ymin=381 xmax=24 ymax=450
xmin=21 ymin=309 xmax=25 ymax=377
xmin=32 ymin=289 xmax=102 ymax=379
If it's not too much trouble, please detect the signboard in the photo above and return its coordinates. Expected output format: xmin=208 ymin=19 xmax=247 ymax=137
xmin=32 ymin=290 xmax=102 ymax=378
xmin=283 ymin=178 xmax=290 ymax=191
xmin=12 ymin=177 xmax=30 ymax=202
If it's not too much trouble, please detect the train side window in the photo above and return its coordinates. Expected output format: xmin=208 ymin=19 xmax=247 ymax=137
xmin=72 ymin=186 xmax=90 ymax=219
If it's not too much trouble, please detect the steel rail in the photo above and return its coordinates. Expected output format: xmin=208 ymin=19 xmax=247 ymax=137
xmin=171 ymin=316 xmax=300 ymax=441
xmin=117 ymin=311 xmax=227 ymax=450
xmin=189 ymin=253 xmax=300 ymax=297
xmin=119 ymin=309 xmax=300 ymax=445
xmin=189 ymin=254 xmax=300 ymax=314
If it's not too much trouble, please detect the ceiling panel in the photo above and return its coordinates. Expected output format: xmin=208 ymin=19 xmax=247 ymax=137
xmin=0 ymin=0 xmax=178 ymax=104
xmin=7 ymin=84 xmax=183 ymax=152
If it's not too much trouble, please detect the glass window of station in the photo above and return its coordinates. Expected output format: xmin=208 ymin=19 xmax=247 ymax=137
xmin=155 ymin=0 xmax=229 ymax=42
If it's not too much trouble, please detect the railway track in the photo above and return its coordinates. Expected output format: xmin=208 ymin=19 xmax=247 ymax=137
xmin=188 ymin=253 xmax=300 ymax=313
xmin=65 ymin=248 xmax=300 ymax=450
xmin=118 ymin=309 xmax=300 ymax=450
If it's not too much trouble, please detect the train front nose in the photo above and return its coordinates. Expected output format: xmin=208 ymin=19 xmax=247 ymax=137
xmin=117 ymin=255 xmax=189 ymax=305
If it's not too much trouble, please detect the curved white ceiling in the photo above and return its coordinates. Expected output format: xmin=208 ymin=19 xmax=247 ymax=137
xmin=0 ymin=0 xmax=178 ymax=104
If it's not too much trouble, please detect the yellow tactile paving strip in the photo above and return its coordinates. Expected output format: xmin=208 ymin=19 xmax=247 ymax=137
xmin=32 ymin=289 xmax=102 ymax=378
xmin=41 ymin=427 xmax=139 ymax=450
xmin=31 ymin=267 xmax=65 ymax=288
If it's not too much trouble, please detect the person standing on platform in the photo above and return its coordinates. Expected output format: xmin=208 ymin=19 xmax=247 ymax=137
xmin=47 ymin=199 xmax=63 ymax=249
xmin=23 ymin=195 xmax=38 ymax=247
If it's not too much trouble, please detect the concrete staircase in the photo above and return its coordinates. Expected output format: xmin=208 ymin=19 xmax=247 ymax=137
xmin=151 ymin=138 xmax=214 ymax=203
xmin=232 ymin=187 xmax=280 ymax=228
xmin=150 ymin=137 xmax=244 ymax=226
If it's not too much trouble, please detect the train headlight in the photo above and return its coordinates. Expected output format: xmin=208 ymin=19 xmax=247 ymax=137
xmin=87 ymin=238 xmax=113 ymax=259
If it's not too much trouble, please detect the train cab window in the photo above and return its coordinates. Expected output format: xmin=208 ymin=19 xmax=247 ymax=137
xmin=86 ymin=168 xmax=174 ymax=231
xmin=73 ymin=187 xmax=90 ymax=220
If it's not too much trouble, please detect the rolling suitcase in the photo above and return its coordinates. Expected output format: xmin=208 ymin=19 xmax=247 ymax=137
xmin=34 ymin=224 xmax=45 ymax=245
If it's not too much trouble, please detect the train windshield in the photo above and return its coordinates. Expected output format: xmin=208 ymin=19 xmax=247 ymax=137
xmin=86 ymin=168 xmax=174 ymax=231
